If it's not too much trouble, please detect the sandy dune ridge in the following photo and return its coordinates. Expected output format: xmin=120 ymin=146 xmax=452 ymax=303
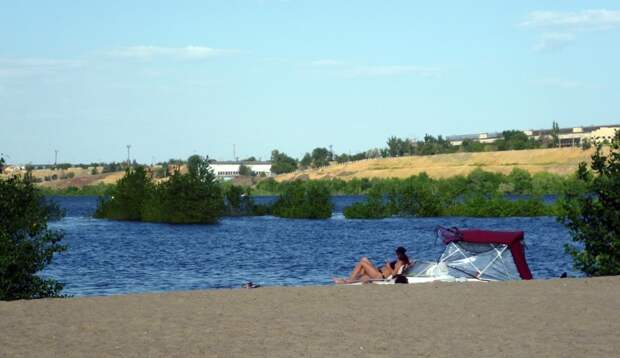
xmin=1 ymin=276 xmax=619 ymax=357
xmin=277 ymin=147 xmax=594 ymax=181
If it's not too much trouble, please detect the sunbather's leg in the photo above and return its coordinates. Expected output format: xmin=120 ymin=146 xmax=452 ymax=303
xmin=348 ymin=257 xmax=383 ymax=281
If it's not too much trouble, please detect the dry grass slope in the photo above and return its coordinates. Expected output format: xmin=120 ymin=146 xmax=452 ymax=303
xmin=276 ymin=147 xmax=594 ymax=181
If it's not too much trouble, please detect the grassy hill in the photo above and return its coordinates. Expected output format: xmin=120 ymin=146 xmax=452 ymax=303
xmin=276 ymin=147 xmax=594 ymax=181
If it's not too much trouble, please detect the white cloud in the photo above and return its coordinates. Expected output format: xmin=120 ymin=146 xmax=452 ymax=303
xmin=105 ymin=46 xmax=236 ymax=60
xmin=521 ymin=9 xmax=620 ymax=30
xmin=533 ymin=33 xmax=575 ymax=52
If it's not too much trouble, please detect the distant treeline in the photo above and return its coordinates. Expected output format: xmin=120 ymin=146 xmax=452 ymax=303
xmin=267 ymin=121 xmax=607 ymax=175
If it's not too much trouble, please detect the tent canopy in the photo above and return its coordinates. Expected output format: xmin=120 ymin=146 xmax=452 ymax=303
xmin=437 ymin=227 xmax=533 ymax=280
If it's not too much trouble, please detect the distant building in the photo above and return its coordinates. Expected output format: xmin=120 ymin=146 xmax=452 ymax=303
xmin=447 ymin=124 xmax=620 ymax=147
xmin=209 ymin=161 xmax=272 ymax=180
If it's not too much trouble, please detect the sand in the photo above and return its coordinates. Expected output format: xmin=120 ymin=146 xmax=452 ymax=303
xmin=1 ymin=277 xmax=619 ymax=357
xmin=276 ymin=147 xmax=594 ymax=181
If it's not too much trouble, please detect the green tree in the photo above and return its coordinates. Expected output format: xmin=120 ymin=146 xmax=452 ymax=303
xmin=95 ymin=166 xmax=152 ymax=221
xmin=0 ymin=156 xmax=5 ymax=173
xmin=311 ymin=147 xmax=331 ymax=168
xmin=238 ymin=164 xmax=252 ymax=176
xmin=300 ymin=153 xmax=312 ymax=169
xmin=387 ymin=136 xmax=403 ymax=157
xmin=272 ymin=181 xmax=332 ymax=219
xmin=1 ymin=174 xmax=66 ymax=300
xmin=551 ymin=121 xmax=560 ymax=148
xmin=270 ymin=150 xmax=298 ymax=174
xmin=560 ymin=141 xmax=620 ymax=276
xmin=144 ymin=156 xmax=223 ymax=224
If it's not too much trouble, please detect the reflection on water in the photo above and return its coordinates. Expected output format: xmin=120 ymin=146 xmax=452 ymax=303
xmin=44 ymin=196 xmax=578 ymax=296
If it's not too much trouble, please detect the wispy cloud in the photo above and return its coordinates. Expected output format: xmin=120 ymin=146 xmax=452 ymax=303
xmin=0 ymin=58 xmax=82 ymax=78
xmin=105 ymin=46 xmax=237 ymax=60
xmin=533 ymin=33 xmax=575 ymax=52
xmin=521 ymin=9 xmax=620 ymax=30
xmin=520 ymin=9 xmax=620 ymax=52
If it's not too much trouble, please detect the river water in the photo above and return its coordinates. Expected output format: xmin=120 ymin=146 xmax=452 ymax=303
xmin=44 ymin=196 xmax=579 ymax=296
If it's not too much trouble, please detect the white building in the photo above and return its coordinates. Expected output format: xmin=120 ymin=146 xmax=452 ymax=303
xmin=209 ymin=161 xmax=272 ymax=180
xmin=447 ymin=124 xmax=620 ymax=147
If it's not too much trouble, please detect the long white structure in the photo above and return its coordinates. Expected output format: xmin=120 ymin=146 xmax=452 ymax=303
xmin=447 ymin=124 xmax=620 ymax=147
xmin=209 ymin=161 xmax=272 ymax=179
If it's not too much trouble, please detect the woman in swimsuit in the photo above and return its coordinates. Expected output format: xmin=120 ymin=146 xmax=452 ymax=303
xmin=333 ymin=246 xmax=411 ymax=284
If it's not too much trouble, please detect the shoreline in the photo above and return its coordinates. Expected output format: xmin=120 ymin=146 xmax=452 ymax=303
xmin=2 ymin=276 xmax=619 ymax=357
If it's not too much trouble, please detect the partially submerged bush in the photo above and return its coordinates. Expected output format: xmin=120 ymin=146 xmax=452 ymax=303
xmin=272 ymin=180 xmax=332 ymax=219
xmin=96 ymin=157 xmax=224 ymax=224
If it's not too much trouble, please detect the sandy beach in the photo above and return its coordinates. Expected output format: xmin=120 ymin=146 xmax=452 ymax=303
xmin=1 ymin=277 xmax=619 ymax=357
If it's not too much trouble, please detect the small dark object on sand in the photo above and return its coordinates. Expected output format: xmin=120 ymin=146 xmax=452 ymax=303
xmin=394 ymin=275 xmax=408 ymax=284
xmin=242 ymin=281 xmax=260 ymax=289
xmin=560 ymin=272 xmax=568 ymax=278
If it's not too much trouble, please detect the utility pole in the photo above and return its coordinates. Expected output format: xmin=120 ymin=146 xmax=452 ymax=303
xmin=126 ymin=145 xmax=131 ymax=167
xmin=329 ymin=144 xmax=333 ymax=161
xmin=233 ymin=144 xmax=237 ymax=162
xmin=54 ymin=149 xmax=58 ymax=169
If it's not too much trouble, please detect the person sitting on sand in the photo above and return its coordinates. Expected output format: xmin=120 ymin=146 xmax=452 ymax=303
xmin=333 ymin=246 xmax=411 ymax=284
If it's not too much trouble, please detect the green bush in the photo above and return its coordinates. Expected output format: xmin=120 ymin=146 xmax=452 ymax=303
xmin=272 ymin=181 xmax=332 ymax=219
xmin=344 ymin=186 xmax=390 ymax=219
xmin=0 ymin=175 xmax=66 ymax=300
xmin=96 ymin=157 xmax=225 ymax=224
xmin=560 ymin=141 xmax=620 ymax=276
xmin=94 ymin=167 xmax=152 ymax=221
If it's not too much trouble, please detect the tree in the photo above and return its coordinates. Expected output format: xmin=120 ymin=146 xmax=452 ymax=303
xmin=551 ymin=121 xmax=560 ymax=148
xmin=300 ymin=153 xmax=312 ymax=169
xmin=560 ymin=138 xmax=620 ymax=276
xmin=242 ymin=156 xmax=257 ymax=162
xmin=238 ymin=164 xmax=252 ymax=176
xmin=311 ymin=147 xmax=331 ymax=168
xmin=94 ymin=166 xmax=152 ymax=221
xmin=272 ymin=181 xmax=332 ymax=219
xmin=0 ymin=156 xmax=5 ymax=173
xmin=387 ymin=136 xmax=403 ymax=157
xmin=270 ymin=150 xmax=298 ymax=174
xmin=1 ymin=174 xmax=65 ymax=300
xmin=142 ymin=156 xmax=223 ymax=224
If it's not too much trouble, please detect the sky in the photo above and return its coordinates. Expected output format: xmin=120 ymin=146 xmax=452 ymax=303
xmin=1 ymin=1 xmax=619 ymax=164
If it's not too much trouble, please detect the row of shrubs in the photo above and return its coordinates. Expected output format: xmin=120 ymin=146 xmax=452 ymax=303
xmin=94 ymin=156 xmax=333 ymax=224
xmin=255 ymin=167 xmax=575 ymax=196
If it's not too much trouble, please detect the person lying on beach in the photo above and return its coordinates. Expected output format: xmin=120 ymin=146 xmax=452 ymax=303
xmin=333 ymin=246 xmax=411 ymax=284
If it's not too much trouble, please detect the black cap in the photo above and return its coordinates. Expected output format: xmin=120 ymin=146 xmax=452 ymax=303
xmin=396 ymin=246 xmax=407 ymax=254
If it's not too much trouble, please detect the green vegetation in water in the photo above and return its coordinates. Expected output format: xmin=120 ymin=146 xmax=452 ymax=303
xmin=271 ymin=180 xmax=333 ymax=219
xmin=342 ymin=169 xmax=569 ymax=219
xmin=95 ymin=156 xmax=230 ymax=224
xmin=40 ymin=183 xmax=114 ymax=196
xmin=0 ymin=174 xmax=66 ymax=300
xmin=255 ymin=168 xmax=572 ymax=197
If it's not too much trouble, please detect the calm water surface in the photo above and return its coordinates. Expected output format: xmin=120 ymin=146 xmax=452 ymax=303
xmin=44 ymin=196 xmax=578 ymax=296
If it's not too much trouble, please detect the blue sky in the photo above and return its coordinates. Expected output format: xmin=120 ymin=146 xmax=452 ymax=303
xmin=1 ymin=1 xmax=619 ymax=164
